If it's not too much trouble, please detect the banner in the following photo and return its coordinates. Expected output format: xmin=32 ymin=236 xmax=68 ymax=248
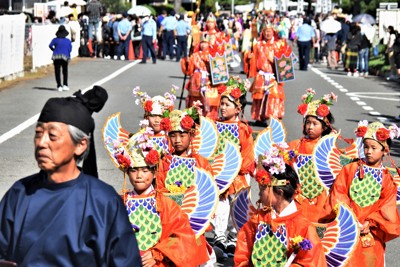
xmin=209 ymin=52 xmax=229 ymax=85
xmin=274 ymin=54 xmax=295 ymax=83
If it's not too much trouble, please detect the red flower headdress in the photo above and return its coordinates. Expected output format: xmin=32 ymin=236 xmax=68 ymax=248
xmin=297 ymin=88 xmax=337 ymax=122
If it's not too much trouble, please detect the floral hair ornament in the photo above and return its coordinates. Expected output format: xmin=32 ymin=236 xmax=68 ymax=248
xmin=132 ymin=85 xmax=178 ymax=117
xmin=283 ymin=236 xmax=313 ymax=267
xmin=297 ymin=88 xmax=337 ymax=123
xmin=255 ymin=142 xmax=297 ymax=186
xmin=161 ymin=107 xmax=199 ymax=133
xmin=354 ymin=120 xmax=400 ymax=149
xmin=218 ymin=75 xmax=251 ymax=107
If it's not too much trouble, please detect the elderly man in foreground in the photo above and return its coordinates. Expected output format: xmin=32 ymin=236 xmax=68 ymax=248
xmin=0 ymin=95 xmax=142 ymax=266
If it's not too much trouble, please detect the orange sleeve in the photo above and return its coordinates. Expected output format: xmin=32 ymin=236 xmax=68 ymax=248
xmin=367 ymin=170 xmax=400 ymax=243
xmin=152 ymin=196 xmax=208 ymax=266
xmin=321 ymin=162 xmax=354 ymax=220
xmin=239 ymin=122 xmax=255 ymax=175
xmin=291 ymin=223 xmax=327 ymax=267
xmin=234 ymin=220 xmax=256 ymax=267
xmin=248 ymin=44 xmax=258 ymax=78
xmin=156 ymin=156 xmax=171 ymax=191
xmin=194 ymin=153 xmax=214 ymax=176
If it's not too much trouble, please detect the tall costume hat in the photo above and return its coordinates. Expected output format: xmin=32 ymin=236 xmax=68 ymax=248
xmin=132 ymin=85 xmax=178 ymax=117
xmin=355 ymin=120 xmax=400 ymax=149
xmin=218 ymin=75 xmax=251 ymax=108
xmin=160 ymin=107 xmax=199 ymax=133
xmin=106 ymin=127 xmax=161 ymax=172
xmin=206 ymin=12 xmax=216 ymax=22
xmin=297 ymin=88 xmax=337 ymax=124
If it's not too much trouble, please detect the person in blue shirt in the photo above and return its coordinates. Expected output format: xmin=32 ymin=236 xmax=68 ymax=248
xmin=140 ymin=14 xmax=157 ymax=64
xmin=159 ymin=10 xmax=177 ymax=60
xmin=117 ymin=12 xmax=132 ymax=60
xmin=0 ymin=96 xmax=142 ymax=266
xmin=295 ymin=17 xmax=315 ymax=71
xmin=49 ymin=25 xmax=72 ymax=92
xmin=175 ymin=14 xmax=192 ymax=62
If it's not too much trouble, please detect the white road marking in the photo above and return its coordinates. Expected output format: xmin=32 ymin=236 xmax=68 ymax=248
xmin=0 ymin=61 xmax=139 ymax=144
xmin=310 ymin=66 xmax=399 ymax=120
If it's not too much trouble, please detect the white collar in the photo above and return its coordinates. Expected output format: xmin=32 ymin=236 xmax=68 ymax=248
xmin=132 ymin=184 xmax=154 ymax=196
xmin=271 ymin=200 xmax=297 ymax=219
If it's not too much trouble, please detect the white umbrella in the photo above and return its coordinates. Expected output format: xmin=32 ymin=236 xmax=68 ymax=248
xmin=127 ymin=5 xmax=151 ymax=16
xmin=353 ymin=14 xmax=376 ymax=25
xmin=320 ymin=18 xmax=342 ymax=34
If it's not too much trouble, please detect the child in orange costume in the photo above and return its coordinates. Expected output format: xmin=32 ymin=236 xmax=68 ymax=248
xmin=288 ymin=89 xmax=337 ymax=222
xmin=105 ymin=130 xmax=206 ymax=267
xmin=321 ymin=121 xmax=400 ymax=267
xmin=212 ymin=76 xmax=255 ymax=255
xmin=156 ymin=108 xmax=216 ymax=266
xmin=182 ymin=37 xmax=211 ymax=115
xmin=235 ymin=144 xmax=327 ymax=267
xmin=132 ymin=85 xmax=177 ymax=153
xmin=246 ymin=25 xmax=291 ymax=124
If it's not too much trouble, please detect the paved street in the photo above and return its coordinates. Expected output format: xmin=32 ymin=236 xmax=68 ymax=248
xmin=0 ymin=56 xmax=399 ymax=266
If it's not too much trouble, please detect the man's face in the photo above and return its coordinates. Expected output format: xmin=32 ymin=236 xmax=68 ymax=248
xmin=34 ymin=122 xmax=84 ymax=172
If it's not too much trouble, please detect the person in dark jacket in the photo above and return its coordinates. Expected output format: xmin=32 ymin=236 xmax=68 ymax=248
xmin=49 ymin=25 xmax=72 ymax=91
xmin=345 ymin=22 xmax=362 ymax=77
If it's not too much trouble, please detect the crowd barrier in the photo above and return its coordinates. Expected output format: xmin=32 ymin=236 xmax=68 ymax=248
xmin=0 ymin=15 xmax=81 ymax=80
xmin=0 ymin=14 xmax=25 ymax=80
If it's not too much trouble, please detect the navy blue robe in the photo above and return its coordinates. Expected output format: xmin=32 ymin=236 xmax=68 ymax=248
xmin=0 ymin=171 xmax=142 ymax=267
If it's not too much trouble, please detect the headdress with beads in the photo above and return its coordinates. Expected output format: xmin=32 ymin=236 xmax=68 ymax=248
xmin=217 ymin=75 xmax=251 ymax=107
xmin=354 ymin=120 xmax=400 ymax=149
xmin=255 ymin=142 xmax=297 ymax=187
xmin=132 ymin=85 xmax=178 ymax=117
xmin=160 ymin=107 xmax=199 ymax=133
xmin=297 ymin=88 xmax=337 ymax=124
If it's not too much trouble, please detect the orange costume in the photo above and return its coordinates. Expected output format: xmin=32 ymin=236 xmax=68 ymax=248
xmin=183 ymin=13 xmax=228 ymax=120
xmin=125 ymin=190 xmax=206 ymax=266
xmin=235 ymin=205 xmax=327 ymax=267
xmin=218 ymin=120 xmax=255 ymax=195
xmin=156 ymin=152 xmax=214 ymax=265
xmin=157 ymin=152 xmax=214 ymax=191
xmin=322 ymin=161 xmax=400 ymax=267
xmin=247 ymin=35 xmax=290 ymax=122
xmin=288 ymin=137 xmax=328 ymax=222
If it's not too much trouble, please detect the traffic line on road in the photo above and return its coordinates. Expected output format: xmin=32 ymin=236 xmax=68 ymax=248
xmin=310 ymin=67 xmax=394 ymax=122
xmin=0 ymin=62 xmax=138 ymax=145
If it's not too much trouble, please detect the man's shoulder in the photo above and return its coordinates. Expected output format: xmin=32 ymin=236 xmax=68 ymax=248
xmin=80 ymin=173 xmax=118 ymax=195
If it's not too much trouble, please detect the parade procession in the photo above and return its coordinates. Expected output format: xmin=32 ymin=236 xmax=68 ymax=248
xmin=1 ymin=1 xmax=400 ymax=267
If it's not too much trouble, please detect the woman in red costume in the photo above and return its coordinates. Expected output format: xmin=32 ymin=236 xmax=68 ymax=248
xmin=246 ymin=25 xmax=291 ymax=125
xmin=235 ymin=144 xmax=327 ymax=267
xmin=321 ymin=121 xmax=400 ymax=267
xmin=288 ymin=89 xmax=337 ymax=222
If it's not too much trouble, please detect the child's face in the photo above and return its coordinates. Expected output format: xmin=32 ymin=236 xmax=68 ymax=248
xmin=219 ymin=96 xmax=240 ymax=121
xmin=304 ymin=116 xmax=325 ymax=140
xmin=363 ymin=139 xmax=385 ymax=167
xmin=147 ymin=115 xmax=162 ymax=134
xmin=259 ymin=184 xmax=278 ymax=207
xmin=169 ymin=131 xmax=192 ymax=155
xmin=127 ymin=167 xmax=154 ymax=195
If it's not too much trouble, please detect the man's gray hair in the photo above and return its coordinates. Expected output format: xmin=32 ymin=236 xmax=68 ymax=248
xmin=68 ymin=125 xmax=91 ymax=164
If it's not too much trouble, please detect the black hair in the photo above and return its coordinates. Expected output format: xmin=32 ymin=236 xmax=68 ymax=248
xmin=271 ymin=164 xmax=299 ymax=201
xmin=302 ymin=114 xmax=335 ymax=137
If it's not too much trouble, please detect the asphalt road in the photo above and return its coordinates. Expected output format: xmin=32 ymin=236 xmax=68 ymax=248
xmin=0 ymin=56 xmax=399 ymax=266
